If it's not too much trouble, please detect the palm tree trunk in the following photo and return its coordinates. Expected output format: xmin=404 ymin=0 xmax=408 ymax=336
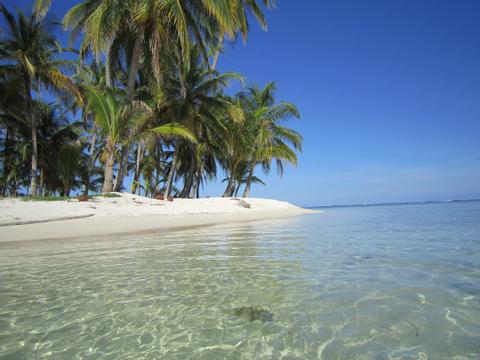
xmin=126 ymin=25 xmax=144 ymax=100
xmin=179 ymin=156 xmax=195 ymax=198
xmin=102 ymin=149 xmax=115 ymax=193
xmin=89 ymin=126 xmax=97 ymax=159
xmin=131 ymin=142 xmax=143 ymax=194
xmin=105 ymin=34 xmax=115 ymax=88
xmin=235 ymin=182 xmax=242 ymax=197
xmin=231 ymin=180 xmax=238 ymax=197
xmin=105 ymin=54 xmax=113 ymax=88
xmin=222 ymin=174 xmax=235 ymax=197
xmin=64 ymin=182 xmax=70 ymax=197
xmin=164 ymin=146 xmax=178 ymax=200
xmin=30 ymin=122 xmax=38 ymax=197
xmin=190 ymin=166 xmax=202 ymax=198
xmin=222 ymin=160 xmax=239 ymax=197
xmin=114 ymin=29 xmax=142 ymax=193
xmin=24 ymin=75 xmax=37 ymax=196
xmin=113 ymin=145 xmax=128 ymax=192
xmin=155 ymin=145 xmax=162 ymax=194
xmin=190 ymin=175 xmax=197 ymax=198
xmin=2 ymin=126 xmax=10 ymax=196
xmin=11 ymin=180 xmax=18 ymax=197
xmin=39 ymin=167 xmax=45 ymax=197
xmin=242 ymin=163 xmax=255 ymax=198
xmin=84 ymin=123 xmax=97 ymax=195
xmin=180 ymin=171 xmax=194 ymax=198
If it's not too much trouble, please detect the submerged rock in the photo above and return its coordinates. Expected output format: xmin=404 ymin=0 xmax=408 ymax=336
xmin=234 ymin=306 xmax=274 ymax=323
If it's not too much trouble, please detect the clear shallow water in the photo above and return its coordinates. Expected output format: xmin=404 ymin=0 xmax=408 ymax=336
xmin=0 ymin=202 xmax=479 ymax=359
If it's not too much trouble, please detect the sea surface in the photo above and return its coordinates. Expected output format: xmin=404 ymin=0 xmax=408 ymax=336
xmin=0 ymin=201 xmax=479 ymax=359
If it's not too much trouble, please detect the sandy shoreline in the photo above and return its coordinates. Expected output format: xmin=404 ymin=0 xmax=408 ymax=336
xmin=0 ymin=193 xmax=316 ymax=242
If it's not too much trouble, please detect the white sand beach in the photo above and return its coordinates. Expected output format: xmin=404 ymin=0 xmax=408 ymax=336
xmin=0 ymin=193 xmax=316 ymax=242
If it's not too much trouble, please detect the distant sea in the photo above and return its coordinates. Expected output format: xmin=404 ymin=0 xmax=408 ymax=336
xmin=310 ymin=198 xmax=480 ymax=209
xmin=0 ymin=200 xmax=479 ymax=359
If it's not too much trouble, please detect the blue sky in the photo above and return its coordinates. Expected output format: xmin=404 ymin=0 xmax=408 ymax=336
xmin=5 ymin=0 xmax=480 ymax=206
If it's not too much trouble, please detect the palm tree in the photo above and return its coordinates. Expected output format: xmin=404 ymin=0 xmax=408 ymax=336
xmin=64 ymin=0 xmax=240 ymax=96
xmin=56 ymin=143 xmax=83 ymax=196
xmin=0 ymin=0 xmax=304 ymax=200
xmin=131 ymin=0 xmax=240 ymax=89
xmin=0 ymin=4 xmax=81 ymax=196
xmin=63 ymin=0 xmax=129 ymax=88
xmin=239 ymin=82 xmax=302 ymax=198
xmin=63 ymin=0 xmax=274 ymax=194
xmin=86 ymin=86 xmax=194 ymax=193
xmin=220 ymin=105 xmax=249 ymax=197
xmin=86 ymin=87 xmax=138 ymax=192
xmin=34 ymin=102 xmax=81 ymax=196
xmin=155 ymin=47 xmax=243 ymax=199
xmin=0 ymin=66 xmax=27 ymax=195
xmin=72 ymin=61 xmax=109 ymax=194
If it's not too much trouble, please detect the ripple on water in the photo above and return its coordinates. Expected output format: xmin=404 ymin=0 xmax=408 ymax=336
xmin=0 ymin=202 xmax=480 ymax=359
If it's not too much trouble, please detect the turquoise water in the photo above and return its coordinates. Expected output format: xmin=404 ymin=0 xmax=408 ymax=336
xmin=0 ymin=201 xmax=479 ymax=359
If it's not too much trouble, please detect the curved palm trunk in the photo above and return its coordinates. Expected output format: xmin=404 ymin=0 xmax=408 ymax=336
xmin=179 ymin=171 xmax=194 ymax=198
xmin=164 ymin=147 xmax=178 ymax=200
xmin=24 ymin=75 xmax=37 ymax=196
xmin=222 ymin=174 xmax=235 ymax=197
xmin=242 ymin=163 xmax=255 ymax=198
xmin=222 ymin=159 xmax=239 ymax=197
xmin=102 ymin=149 xmax=115 ymax=193
xmin=234 ymin=182 xmax=241 ymax=197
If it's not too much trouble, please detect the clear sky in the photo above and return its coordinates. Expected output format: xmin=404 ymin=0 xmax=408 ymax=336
xmin=5 ymin=0 xmax=480 ymax=206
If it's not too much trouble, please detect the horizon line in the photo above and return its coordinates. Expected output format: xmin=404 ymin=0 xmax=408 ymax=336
xmin=307 ymin=198 xmax=480 ymax=209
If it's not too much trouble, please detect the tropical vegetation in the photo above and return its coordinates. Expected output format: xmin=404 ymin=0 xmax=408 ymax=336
xmin=0 ymin=0 xmax=302 ymax=199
